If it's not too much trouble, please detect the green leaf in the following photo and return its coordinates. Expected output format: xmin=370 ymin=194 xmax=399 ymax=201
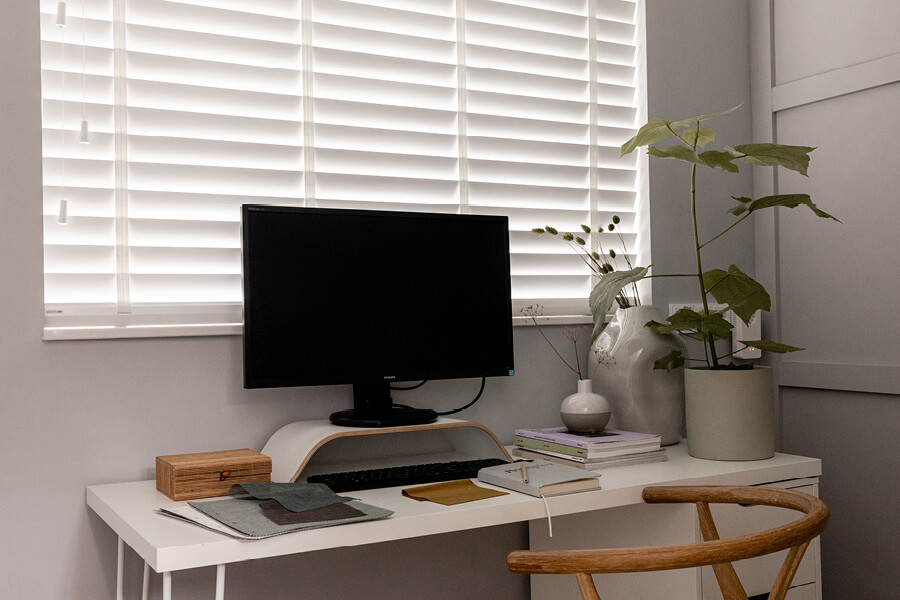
xmin=622 ymin=106 xmax=742 ymax=156
xmin=728 ymin=196 xmax=753 ymax=216
xmin=669 ymin=308 xmax=734 ymax=340
xmin=698 ymin=150 xmax=740 ymax=172
xmin=620 ymin=119 xmax=680 ymax=155
xmin=653 ymin=350 xmax=685 ymax=371
xmin=739 ymin=340 xmax=804 ymax=353
xmin=703 ymin=265 xmax=771 ymax=325
xmin=669 ymin=105 xmax=741 ymax=129
xmin=727 ymin=143 xmax=815 ymax=176
xmin=681 ymin=127 xmax=716 ymax=148
xmin=728 ymin=193 xmax=840 ymax=222
xmin=648 ymin=145 xmax=707 ymax=166
xmin=652 ymin=307 xmax=733 ymax=341
xmin=588 ymin=266 xmax=650 ymax=338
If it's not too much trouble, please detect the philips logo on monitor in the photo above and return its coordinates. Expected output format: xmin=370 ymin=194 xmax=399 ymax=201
xmin=383 ymin=375 xmax=397 ymax=380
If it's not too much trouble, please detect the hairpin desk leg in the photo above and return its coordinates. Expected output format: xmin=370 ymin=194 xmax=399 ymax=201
xmin=141 ymin=562 xmax=149 ymax=600
xmin=113 ymin=534 xmax=221 ymax=600
xmin=116 ymin=537 xmax=124 ymax=600
xmin=215 ymin=564 xmax=226 ymax=600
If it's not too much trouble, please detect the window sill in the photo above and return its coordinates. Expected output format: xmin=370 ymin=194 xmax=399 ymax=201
xmin=42 ymin=323 xmax=242 ymax=341
xmin=513 ymin=314 xmax=595 ymax=327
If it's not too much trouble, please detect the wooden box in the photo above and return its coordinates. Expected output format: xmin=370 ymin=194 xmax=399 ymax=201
xmin=156 ymin=449 xmax=272 ymax=501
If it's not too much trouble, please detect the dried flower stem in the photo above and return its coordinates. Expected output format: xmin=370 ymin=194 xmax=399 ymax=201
xmin=522 ymin=305 xmax=584 ymax=378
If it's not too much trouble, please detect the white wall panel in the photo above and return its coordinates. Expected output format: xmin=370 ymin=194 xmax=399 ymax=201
xmin=773 ymin=0 xmax=900 ymax=85
xmin=775 ymin=83 xmax=900 ymax=369
xmin=754 ymin=4 xmax=900 ymax=600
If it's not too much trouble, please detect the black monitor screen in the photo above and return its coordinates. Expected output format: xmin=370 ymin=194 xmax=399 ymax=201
xmin=242 ymin=205 xmax=515 ymax=427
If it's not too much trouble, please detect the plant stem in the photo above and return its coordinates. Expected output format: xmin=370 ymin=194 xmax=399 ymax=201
xmin=527 ymin=314 xmax=581 ymax=377
xmin=700 ymin=212 xmax=751 ymax=249
xmin=689 ymin=151 xmax=718 ymax=368
xmin=570 ymin=336 xmax=583 ymax=379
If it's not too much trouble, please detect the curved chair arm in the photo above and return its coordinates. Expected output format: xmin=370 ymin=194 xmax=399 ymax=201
xmin=507 ymin=485 xmax=829 ymax=600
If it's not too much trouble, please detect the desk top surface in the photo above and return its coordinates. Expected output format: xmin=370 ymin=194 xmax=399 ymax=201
xmin=86 ymin=441 xmax=821 ymax=573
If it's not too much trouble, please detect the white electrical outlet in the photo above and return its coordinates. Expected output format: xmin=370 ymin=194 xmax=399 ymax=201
xmin=730 ymin=310 xmax=762 ymax=359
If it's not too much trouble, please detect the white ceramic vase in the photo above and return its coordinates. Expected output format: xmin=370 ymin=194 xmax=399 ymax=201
xmin=684 ymin=365 xmax=775 ymax=460
xmin=589 ymin=306 xmax=685 ymax=445
xmin=560 ymin=379 xmax=611 ymax=433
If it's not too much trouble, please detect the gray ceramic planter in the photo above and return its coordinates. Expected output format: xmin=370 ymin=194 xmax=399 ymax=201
xmin=684 ymin=365 xmax=775 ymax=460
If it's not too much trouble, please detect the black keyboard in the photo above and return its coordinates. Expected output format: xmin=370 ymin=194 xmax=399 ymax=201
xmin=306 ymin=457 xmax=509 ymax=493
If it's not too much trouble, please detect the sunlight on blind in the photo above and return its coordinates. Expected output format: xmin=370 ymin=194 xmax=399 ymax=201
xmin=40 ymin=0 xmax=646 ymax=339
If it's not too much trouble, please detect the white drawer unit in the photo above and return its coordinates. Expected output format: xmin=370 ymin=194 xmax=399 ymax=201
xmin=700 ymin=480 xmax=822 ymax=600
xmin=784 ymin=583 xmax=819 ymax=600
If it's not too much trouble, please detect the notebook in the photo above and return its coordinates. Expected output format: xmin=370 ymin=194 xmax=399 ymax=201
xmin=477 ymin=460 xmax=600 ymax=497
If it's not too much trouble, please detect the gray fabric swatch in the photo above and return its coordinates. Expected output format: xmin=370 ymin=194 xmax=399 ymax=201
xmin=259 ymin=498 xmax=365 ymax=525
xmin=188 ymin=496 xmax=393 ymax=538
xmin=232 ymin=482 xmax=354 ymax=512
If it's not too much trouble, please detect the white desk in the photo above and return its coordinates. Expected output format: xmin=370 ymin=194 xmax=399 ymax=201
xmin=87 ymin=442 xmax=822 ymax=600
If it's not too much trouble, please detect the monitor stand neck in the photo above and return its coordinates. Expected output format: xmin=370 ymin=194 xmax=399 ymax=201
xmin=329 ymin=382 xmax=437 ymax=428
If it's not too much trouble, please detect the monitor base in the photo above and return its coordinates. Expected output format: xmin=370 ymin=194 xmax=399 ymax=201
xmin=329 ymin=406 xmax=438 ymax=428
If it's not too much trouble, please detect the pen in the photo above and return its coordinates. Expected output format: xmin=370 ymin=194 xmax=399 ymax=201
xmin=520 ymin=462 xmax=529 ymax=483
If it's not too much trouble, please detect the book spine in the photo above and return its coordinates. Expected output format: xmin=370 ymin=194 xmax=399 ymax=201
xmin=515 ymin=428 xmax=660 ymax=449
xmin=513 ymin=447 xmax=587 ymax=467
xmin=515 ymin=431 xmax=589 ymax=449
xmin=515 ymin=443 xmax=663 ymax=461
xmin=514 ymin=436 xmax=588 ymax=458
xmin=515 ymin=436 xmax=660 ymax=458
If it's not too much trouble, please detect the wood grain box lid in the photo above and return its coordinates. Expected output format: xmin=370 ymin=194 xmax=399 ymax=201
xmin=156 ymin=448 xmax=272 ymax=501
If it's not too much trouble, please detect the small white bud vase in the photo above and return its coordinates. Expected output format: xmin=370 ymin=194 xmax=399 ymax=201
xmin=590 ymin=306 xmax=685 ymax=445
xmin=560 ymin=379 xmax=611 ymax=433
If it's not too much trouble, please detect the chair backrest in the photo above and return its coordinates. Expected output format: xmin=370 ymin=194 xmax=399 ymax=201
xmin=507 ymin=485 xmax=829 ymax=600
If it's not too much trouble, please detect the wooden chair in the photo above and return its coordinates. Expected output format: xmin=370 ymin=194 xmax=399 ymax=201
xmin=507 ymin=485 xmax=829 ymax=600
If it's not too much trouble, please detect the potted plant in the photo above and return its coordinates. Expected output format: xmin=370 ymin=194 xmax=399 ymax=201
xmin=591 ymin=105 xmax=839 ymax=459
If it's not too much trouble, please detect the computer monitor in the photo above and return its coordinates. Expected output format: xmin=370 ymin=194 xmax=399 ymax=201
xmin=241 ymin=205 xmax=515 ymax=427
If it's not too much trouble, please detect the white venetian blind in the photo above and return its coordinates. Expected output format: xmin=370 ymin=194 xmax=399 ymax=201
xmin=465 ymin=0 xmax=645 ymax=317
xmin=40 ymin=0 xmax=646 ymax=339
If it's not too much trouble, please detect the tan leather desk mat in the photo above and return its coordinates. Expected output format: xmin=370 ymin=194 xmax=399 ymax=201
xmin=402 ymin=479 xmax=509 ymax=506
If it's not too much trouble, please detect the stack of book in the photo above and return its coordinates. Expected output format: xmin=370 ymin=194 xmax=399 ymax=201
xmin=512 ymin=426 xmax=667 ymax=470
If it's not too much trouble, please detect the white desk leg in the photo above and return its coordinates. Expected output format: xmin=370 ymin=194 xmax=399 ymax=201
xmin=116 ymin=537 xmax=125 ymax=600
xmin=141 ymin=562 xmax=150 ymax=600
xmin=162 ymin=571 xmax=171 ymax=600
xmin=215 ymin=564 xmax=226 ymax=600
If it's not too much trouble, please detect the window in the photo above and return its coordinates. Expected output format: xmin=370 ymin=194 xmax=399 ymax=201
xmin=40 ymin=0 xmax=647 ymax=340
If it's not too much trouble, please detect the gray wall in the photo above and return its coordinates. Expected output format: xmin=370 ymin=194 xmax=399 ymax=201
xmin=0 ymin=1 xmax=761 ymax=599
xmin=750 ymin=2 xmax=900 ymax=598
